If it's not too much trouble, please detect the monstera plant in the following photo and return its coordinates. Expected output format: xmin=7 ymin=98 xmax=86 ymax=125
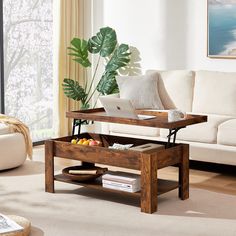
xmin=62 ymin=27 xmax=131 ymax=109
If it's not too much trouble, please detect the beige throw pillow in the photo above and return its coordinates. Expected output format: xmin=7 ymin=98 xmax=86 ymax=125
xmin=116 ymin=74 xmax=164 ymax=109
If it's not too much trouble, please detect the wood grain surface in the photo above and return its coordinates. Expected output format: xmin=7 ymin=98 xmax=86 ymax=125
xmin=66 ymin=108 xmax=207 ymax=129
xmin=45 ymin=133 xmax=190 ymax=214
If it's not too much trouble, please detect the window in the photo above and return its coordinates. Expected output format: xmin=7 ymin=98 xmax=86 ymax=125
xmin=2 ymin=0 xmax=54 ymax=142
xmin=0 ymin=1 xmax=4 ymax=114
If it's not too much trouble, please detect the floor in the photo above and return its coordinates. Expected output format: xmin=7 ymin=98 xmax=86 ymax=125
xmin=33 ymin=145 xmax=236 ymax=196
xmin=1 ymin=145 xmax=236 ymax=236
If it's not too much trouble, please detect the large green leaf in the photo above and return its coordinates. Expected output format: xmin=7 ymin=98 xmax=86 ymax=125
xmin=97 ymin=71 xmax=118 ymax=95
xmin=62 ymin=78 xmax=87 ymax=101
xmin=105 ymin=44 xmax=131 ymax=72
xmin=88 ymin=27 xmax=117 ymax=57
xmin=96 ymin=44 xmax=130 ymax=95
xmin=68 ymin=38 xmax=91 ymax=67
xmin=80 ymin=103 xmax=90 ymax=110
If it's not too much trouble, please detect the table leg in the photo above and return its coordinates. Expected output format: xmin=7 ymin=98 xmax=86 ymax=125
xmin=45 ymin=140 xmax=54 ymax=193
xmin=179 ymin=144 xmax=189 ymax=200
xmin=140 ymin=153 xmax=158 ymax=213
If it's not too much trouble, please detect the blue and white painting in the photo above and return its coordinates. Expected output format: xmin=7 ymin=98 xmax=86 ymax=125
xmin=208 ymin=0 xmax=236 ymax=58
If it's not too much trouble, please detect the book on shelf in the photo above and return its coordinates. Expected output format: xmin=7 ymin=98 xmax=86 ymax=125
xmin=102 ymin=183 xmax=140 ymax=193
xmin=102 ymin=171 xmax=140 ymax=185
xmin=102 ymin=171 xmax=141 ymax=192
xmin=102 ymin=179 xmax=140 ymax=190
xmin=68 ymin=170 xmax=97 ymax=175
xmin=0 ymin=214 xmax=23 ymax=234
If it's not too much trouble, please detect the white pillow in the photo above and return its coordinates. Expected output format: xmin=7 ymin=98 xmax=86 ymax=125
xmin=116 ymin=74 xmax=164 ymax=109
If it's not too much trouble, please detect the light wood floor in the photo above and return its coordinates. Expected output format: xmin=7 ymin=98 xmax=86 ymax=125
xmin=34 ymin=145 xmax=236 ymax=196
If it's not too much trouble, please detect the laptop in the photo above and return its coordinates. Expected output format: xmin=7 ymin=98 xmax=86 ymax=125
xmin=99 ymin=97 xmax=156 ymax=120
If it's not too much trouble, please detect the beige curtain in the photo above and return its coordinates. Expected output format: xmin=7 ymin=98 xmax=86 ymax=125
xmin=58 ymin=0 xmax=86 ymax=136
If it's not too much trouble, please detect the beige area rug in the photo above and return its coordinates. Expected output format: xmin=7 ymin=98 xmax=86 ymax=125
xmin=1 ymin=161 xmax=236 ymax=236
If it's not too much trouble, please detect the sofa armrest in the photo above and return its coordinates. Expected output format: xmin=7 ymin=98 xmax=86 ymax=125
xmin=0 ymin=133 xmax=27 ymax=170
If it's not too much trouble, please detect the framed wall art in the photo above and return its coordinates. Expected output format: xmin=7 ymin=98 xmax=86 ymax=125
xmin=207 ymin=0 xmax=236 ymax=58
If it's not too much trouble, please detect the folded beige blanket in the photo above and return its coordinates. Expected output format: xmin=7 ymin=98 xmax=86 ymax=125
xmin=0 ymin=114 xmax=33 ymax=159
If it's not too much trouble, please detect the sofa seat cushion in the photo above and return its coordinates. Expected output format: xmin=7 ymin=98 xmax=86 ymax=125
xmin=0 ymin=123 xmax=11 ymax=135
xmin=109 ymin=124 xmax=160 ymax=137
xmin=160 ymin=114 xmax=234 ymax=143
xmin=193 ymin=71 xmax=236 ymax=116
xmin=181 ymin=140 xmax=236 ymax=166
xmin=146 ymin=70 xmax=194 ymax=111
xmin=107 ymin=132 xmax=236 ymax=166
xmin=217 ymin=119 xmax=236 ymax=146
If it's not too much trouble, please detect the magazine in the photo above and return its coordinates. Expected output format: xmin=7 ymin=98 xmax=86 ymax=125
xmin=0 ymin=214 xmax=23 ymax=234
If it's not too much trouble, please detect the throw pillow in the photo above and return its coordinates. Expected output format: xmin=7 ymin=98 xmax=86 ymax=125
xmin=116 ymin=74 xmax=164 ymax=109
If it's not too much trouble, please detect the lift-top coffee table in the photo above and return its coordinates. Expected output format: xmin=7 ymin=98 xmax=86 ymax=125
xmin=45 ymin=108 xmax=207 ymax=214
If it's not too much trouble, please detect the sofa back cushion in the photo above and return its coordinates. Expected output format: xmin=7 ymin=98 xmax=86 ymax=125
xmin=192 ymin=71 xmax=236 ymax=116
xmin=146 ymin=70 xmax=194 ymax=112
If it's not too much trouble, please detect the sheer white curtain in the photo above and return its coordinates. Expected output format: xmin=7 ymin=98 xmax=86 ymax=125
xmin=52 ymin=0 xmax=60 ymax=138
xmin=53 ymin=0 xmax=93 ymax=137
xmin=3 ymin=0 xmax=54 ymax=142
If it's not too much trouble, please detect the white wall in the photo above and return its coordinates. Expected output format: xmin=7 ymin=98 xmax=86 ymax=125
xmin=93 ymin=0 xmax=236 ymax=72
xmin=187 ymin=0 xmax=236 ymax=71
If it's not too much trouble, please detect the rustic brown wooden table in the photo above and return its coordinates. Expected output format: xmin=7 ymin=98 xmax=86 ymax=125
xmin=45 ymin=109 xmax=207 ymax=214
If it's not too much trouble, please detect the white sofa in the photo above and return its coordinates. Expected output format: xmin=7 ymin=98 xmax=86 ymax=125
xmin=0 ymin=123 xmax=27 ymax=170
xmin=101 ymin=70 xmax=236 ymax=166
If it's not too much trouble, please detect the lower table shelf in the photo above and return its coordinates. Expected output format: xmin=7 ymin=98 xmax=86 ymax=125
xmin=54 ymin=174 xmax=179 ymax=197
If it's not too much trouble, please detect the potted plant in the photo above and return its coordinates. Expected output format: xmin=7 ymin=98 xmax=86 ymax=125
xmin=62 ymin=26 xmax=131 ymax=110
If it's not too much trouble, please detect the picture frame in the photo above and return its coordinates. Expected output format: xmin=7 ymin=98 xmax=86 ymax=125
xmin=207 ymin=0 xmax=236 ymax=59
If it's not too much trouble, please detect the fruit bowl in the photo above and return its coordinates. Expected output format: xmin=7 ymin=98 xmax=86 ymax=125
xmin=62 ymin=166 xmax=108 ymax=182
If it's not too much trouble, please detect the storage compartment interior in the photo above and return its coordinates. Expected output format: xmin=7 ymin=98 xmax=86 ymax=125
xmin=59 ymin=132 xmax=170 ymax=149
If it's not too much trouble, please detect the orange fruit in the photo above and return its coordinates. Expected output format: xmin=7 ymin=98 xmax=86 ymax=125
xmin=82 ymin=140 xmax=90 ymax=145
xmin=77 ymin=139 xmax=84 ymax=145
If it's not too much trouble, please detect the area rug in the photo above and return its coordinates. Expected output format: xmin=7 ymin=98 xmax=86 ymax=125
xmin=0 ymin=161 xmax=236 ymax=236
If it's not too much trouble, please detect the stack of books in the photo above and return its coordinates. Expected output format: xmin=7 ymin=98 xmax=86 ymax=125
xmin=102 ymin=172 xmax=141 ymax=193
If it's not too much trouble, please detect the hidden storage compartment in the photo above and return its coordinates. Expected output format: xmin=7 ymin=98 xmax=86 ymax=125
xmin=54 ymin=132 xmax=170 ymax=149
